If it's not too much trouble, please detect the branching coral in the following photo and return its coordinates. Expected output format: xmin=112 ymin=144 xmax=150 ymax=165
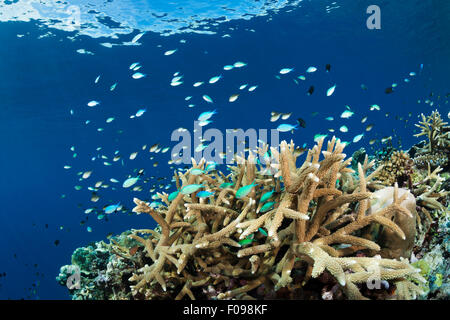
xmin=413 ymin=110 xmax=450 ymax=170
xmin=121 ymin=137 xmax=425 ymax=300
xmin=413 ymin=165 xmax=449 ymax=212
xmin=414 ymin=110 xmax=449 ymax=152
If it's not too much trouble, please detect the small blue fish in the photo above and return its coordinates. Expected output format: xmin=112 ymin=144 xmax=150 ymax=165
xmin=260 ymin=201 xmax=275 ymax=213
xmin=197 ymin=191 xmax=214 ymax=198
xmin=203 ymin=95 xmax=213 ymax=103
xmin=239 ymin=236 xmax=255 ymax=246
xmin=205 ymin=162 xmax=217 ymax=172
xmin=236 ymin=181 xmax=258 ymax=199
xmin=353 ymin=133 xmax=364 ymax=143
xmin=277 ymin=123 xmax=298 ymax=132
xmin=123 ymin=177 xmax=139 ymax=188
xmin=129 ymin=62 xmax=140 ymax=70
xmin=198 ymin=120 xmax=212 ymax=127
xmin=233 ymin=61 xmax=247 ymax=68
xmin=220 ymin=182 xmax=234 ymax=188
xmin=87 ymin=100 xmax=100 ymax=107
xmin=190 ymin=168 xmax=204 ymax=176
xmin=340 ymin=110 xmax=354 ymax=118
xmin=195 ymin=143 xmax=209 ymax=152
xmin=150 ymin=201 xmax=163 ymax=208
xmin=180 ymin=183 xmax=204 ymax=195
xmin=209 ymin=75 xmax=222 ymax=84
xmin=279 ymin=68 xmax=294 ymax=74
xmin=136 ymin=108 xmax=146 ymax=117
xmin=260 ymin=189 xmax=275 ymax=203
xmin=168 ymin=191 xmax=179 ymax=201
xmin=258 ymin=228 xmax=268 ymax=236
xmin=198 ymin=110 xmax=217 ymax=122
xmin=132 ymin=72 xmax=146 ymax=79
xmin=104 ymin=202 xmax=121 ymax=214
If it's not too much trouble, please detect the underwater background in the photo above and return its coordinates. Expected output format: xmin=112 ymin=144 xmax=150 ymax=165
xmin=0 ymin=0 xmax=449 ymax=299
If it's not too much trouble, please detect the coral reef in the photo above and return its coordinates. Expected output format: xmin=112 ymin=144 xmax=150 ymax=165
xmin=58 ymin=112 xmax=450 ymax=300
xmin=56 ymin=232 xmax=139 ymax=300
xmin=58 ymin=136 xmax=433 ymax=300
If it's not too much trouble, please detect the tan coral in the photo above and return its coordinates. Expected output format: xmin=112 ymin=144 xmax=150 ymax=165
xmin=377 ymin=151 xmax=414 ymax=187
xmin=118 ymin=137 xmax=424 ymax=300
xmin=367 ymin=187 xmax=417 ymax=259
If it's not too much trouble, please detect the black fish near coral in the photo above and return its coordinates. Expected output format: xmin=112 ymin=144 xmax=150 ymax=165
xmin=385 ymin=87 xmax=394 ymax=94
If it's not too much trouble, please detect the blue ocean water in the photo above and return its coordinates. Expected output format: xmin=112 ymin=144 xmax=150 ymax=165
xmin=0 ymin=0 xmax=448 ymax=299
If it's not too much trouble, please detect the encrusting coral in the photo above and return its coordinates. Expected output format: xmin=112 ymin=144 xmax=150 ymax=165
xmin=112 ymin=136 xmax=426 ymax=300
xmin=377 ymin=151 xmax=414 ymax=188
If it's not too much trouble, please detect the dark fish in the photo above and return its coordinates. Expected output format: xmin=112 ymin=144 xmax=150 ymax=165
xmin=385 ymin=87 xmax=394 ymax=94
xmin=54 ymin=240 xmax=60 ymax=246
xmin=307 ymin=86 xmax=314 ymax=95
xmin=297 ymin=118 xmax=307 ymax=128
xmin=325 ymin=64 xmax=331 ymax=72
xmin=129 ymin=246 xmax=139 ymax=256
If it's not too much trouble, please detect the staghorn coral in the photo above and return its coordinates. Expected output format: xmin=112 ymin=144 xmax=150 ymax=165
xmin=115 ymin=137 xmax=425 ymax=300
xmin=412 ymin=165 xmax=449 ymax=212
xmin=412 ymin=110 xmax=450 ymax=170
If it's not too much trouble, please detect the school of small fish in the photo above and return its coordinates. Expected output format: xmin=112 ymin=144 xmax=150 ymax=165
xmin=63 ymin=35 xmax=427 ymax=234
